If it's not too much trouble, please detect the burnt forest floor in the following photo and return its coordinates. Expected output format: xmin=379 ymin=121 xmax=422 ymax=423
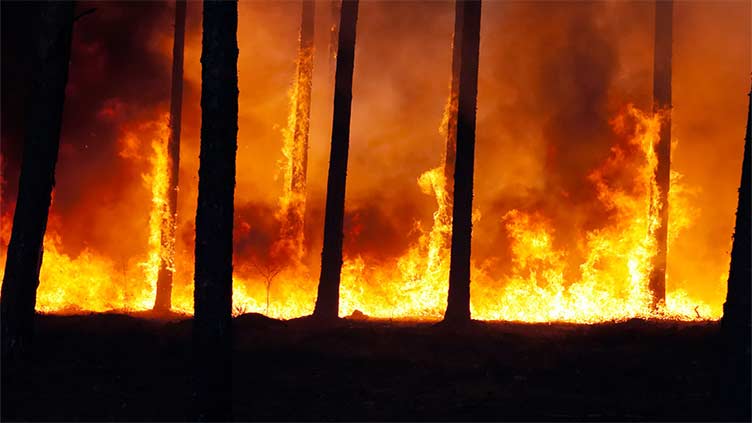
xmin=2 ymin=312 xmax=750 ymax=421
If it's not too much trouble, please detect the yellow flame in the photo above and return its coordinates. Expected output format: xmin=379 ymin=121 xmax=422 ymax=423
xmin=469 ymin=105 xmax=716 ymax=322
xmin=17 ymin=116 xmax=172 ymax=313
xmin=143 ymin=117 xmax=173 ymax=287
xmin=339 ymin=104 xmax=718 ymax=322
xmin=274 ymin=43 xmax=314 ymax=263
xmin=0 ymin=105 xmax=721 ymax=322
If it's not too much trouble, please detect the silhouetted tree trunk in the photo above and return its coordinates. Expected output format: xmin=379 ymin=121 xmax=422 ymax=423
xmin=722 ymin=86 xmax=751 ymax=336
xmin=313 ymin=0 xmax=359 ymax=321
xmin=649 ymin=0 xmax=672 ymax=308
xmin=194 ymin=1 xmax=237 ymax=420
xmin=719 ymin=84 xmax=751 ymax=423
xmin=444 ymin=0 xmax=481 ymax=324
xmin=1 ymin=1 xmax=75 ymax=360
xmin=443 ymin=0 xmax=463 ymax=206
xmin=154 ymin=0 xmax=186 ymax=313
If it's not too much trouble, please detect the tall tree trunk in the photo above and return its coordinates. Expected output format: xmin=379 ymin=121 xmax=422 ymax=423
xmin=442 ymin=0 xmax=463 ymax=209
xmin=280 ymin=0 xmax=315 ymax=258
xmin=649 ymin=0 xmax=672 ymax=308
xmin=154 ymin=0 xmax=187 ymax=313
xmin=313 ymin=0 xmax=359 ymax=321
xmin=722 ymin=86 xmax=751 ymax=335
xmin=194 ymin=1 xmax=237 ymax=419
xmin=291 ymin=0 xmax=314 ymax=200
xmin=1 ymin=1 xmax=75 ymax=360
xmin=329 ymin=0 xmax=340 ymax=79
xmin=720 ymin=84 xmax=752 ymax=422
xmin=444 ymin=0 xmax=481 ymax=324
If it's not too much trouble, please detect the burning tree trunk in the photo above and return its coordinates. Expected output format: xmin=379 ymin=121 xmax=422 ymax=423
xmin=313 ymin=0 xmax=359 ymax=321
xmin=0 ymin=1 xmax=75 ymax=359
xmin=194 ymin=1 xmax=237 ymax=419
xmin=277 ymin=0 xmax=315 ymax=261
xmin=289 ymin=0 xmax=315 ymax=232
xmin=154 ymin=0 xmax=187 ymax=313
xmin=649 ymin=0 xmax=672 ymax=308
xmin=444 ymin=0 xmax=481 ymax=324
xmin=722 ymin=85 xmax=751 ymax=337
xmin=329 ymin=0 xmax=339 ymax=79
xmin=442 ymin=0 xmax=463 ymax=210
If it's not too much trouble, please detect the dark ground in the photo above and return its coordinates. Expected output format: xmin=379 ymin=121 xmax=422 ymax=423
xmin=1 ymin=313 xmax=750 ymax=421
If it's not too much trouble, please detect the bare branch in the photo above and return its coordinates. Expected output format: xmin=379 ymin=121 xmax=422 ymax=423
xmin=74 ymin=8 xmax=97 ymax=22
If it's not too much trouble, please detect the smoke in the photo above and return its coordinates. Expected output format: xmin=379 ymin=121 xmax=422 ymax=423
xmin=467 ymin=1 xmax=649 ymax=277
xmin=2 ymin=1 xmax=175 ymax=262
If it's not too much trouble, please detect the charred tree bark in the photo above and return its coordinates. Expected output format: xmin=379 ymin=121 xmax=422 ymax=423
xmin=0 ymin=1 xmax=75 ymax=360
xmin=444 ymin=0 xmax=481 ymax=324
xmin=649 ymin=0 xmax=672 ymax=308
xmin=443 ymin=0 xmax=463 ymax=206
xmin=154 ymin=0 xmax=187 ymax=313
xmin=313 ymin=0 xmax=359 ymax=321
xmin=722 ymin=86 xmax=751 ymax=336
xmin=194 ymin=1 xmax=237 ymax=420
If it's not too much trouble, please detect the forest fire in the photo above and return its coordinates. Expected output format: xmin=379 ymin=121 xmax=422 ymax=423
xmin=2 ymin=1 xmax=750 ymax=421
xmin=1 ymin=103 xmax=714 ymax=322
xmin=0 ymin=0 xmax=745 ymax=323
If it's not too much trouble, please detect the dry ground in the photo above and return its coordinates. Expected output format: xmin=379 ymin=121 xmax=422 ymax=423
xmin=2 ymin=313 xmax=750 ymax=421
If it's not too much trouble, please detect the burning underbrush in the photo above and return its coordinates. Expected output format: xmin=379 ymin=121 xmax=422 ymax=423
xmin=0 ymin=104 xmax=720 ymax=323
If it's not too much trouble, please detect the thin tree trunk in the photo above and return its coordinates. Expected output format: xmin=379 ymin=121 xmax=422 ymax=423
xmin=291 ymin=0 xmax=314 ymax=199
xmin=194 ymin=1 xmax=237 ymax=419
xmin=722 ymin=86 xmax=751 ymax=334
xmin=329 ymin=0 xmax=339 ymax=79
xmin=313 ymin=0 xmax=359 ymax=321
xmin=1 ymin=1 xmax=75 ymax=360
xmin=444 ymin=0 xmax=481 ymax=324
xmin=282 ymin=0 xmax=315 ymax=253
xmin=154 ymin=0 xmax=187 ymax=313
xmin=649 ymin=0 xmax=672 ymax=308
xmin=443 ymin=0 xmax=463 ymax=208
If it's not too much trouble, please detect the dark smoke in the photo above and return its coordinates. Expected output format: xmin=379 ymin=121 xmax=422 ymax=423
xmin=473 ymin=1 xmax=652 ymax=279
xmin=2 ymin=1 xmax=175 ymax=261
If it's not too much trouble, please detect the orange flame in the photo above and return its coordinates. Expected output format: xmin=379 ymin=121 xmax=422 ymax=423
xmin=274 ymin=42 xmax=314 ymax=264
xmin=0 ymin=105 xmax=721 ymax=322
